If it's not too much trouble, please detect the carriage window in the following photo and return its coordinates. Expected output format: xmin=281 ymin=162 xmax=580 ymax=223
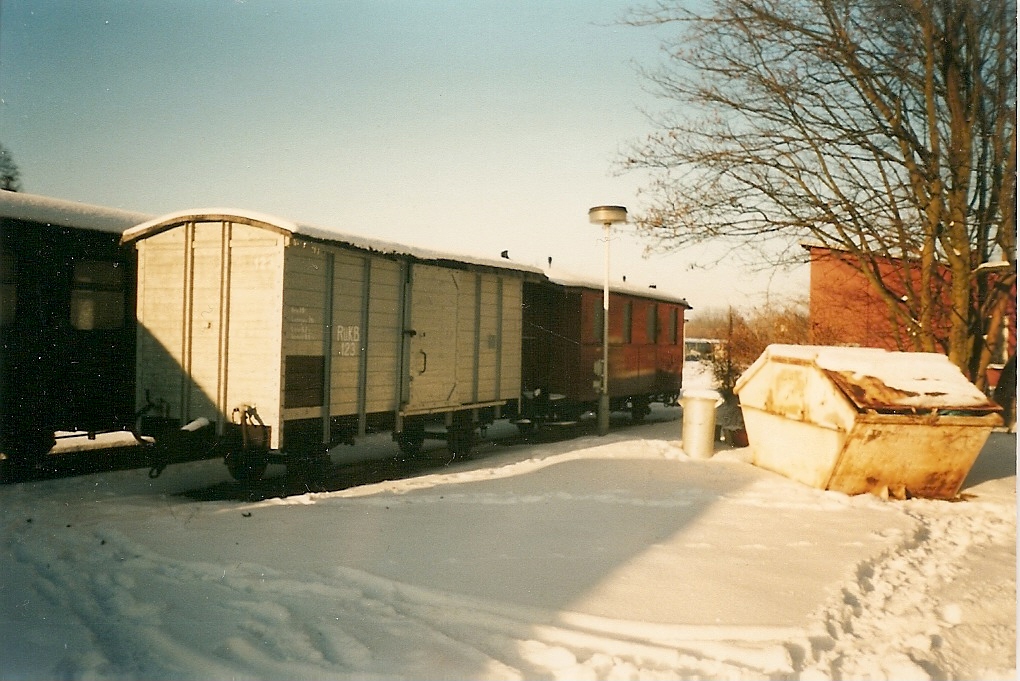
xmin=593 ymin=301 xmax=604 ymax=343
xmin=670 ymin=308 xmax=680 ymax=344
xmin=647 ymin=303 xmax=658 ymax=343
xmin=1 ymin=252 xmax=14 ymax=327
xmin=70 ymin=260 xmax=125 ymax=330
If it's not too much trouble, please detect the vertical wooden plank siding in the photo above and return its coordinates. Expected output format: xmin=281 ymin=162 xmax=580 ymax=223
xmin=282 ymin=245 xmax=329 ymax=416
xmin=495 ymin=277 xmax=505 ymax=398
xmin=135 ymin=230 xmax=188 ymax=420
xmin=184 ymin=221 xmax=227 ymax=423
xmin=134 ymin=220 xmax=539 ymax=446
xmin=472 ymin=274 xmax=501 ymax=402
xmin=400 ymin=266 xmax=524 ymax=414
xmin=471 ymin=274 xmax=483 ymax=403
xmin=321 ymin=250 xmax=403 ymax=430
xmin=453 ymin=269 xmax=474 ymax=405
xmin=179 ymin=221 xmax=195 ymax=418
xmin=500 ymin=277 xmax=522 ymax=400
xmin=397 ymin=261 xmax=412 ymax=410
xmin=216 ymin=222 xmax=232 ymax=430
xmin=305 ymin=249 xmax=406 ymax=428
xmin=364 ymin=257 xmax=401 ymax=414
xmin=223 ymin=223 xmax=284 ymax=446
xmin=134 ymin=220 xmax=285 ymax=445
xmin=356 ymin=255 xmax=371 ymax=435
xmin=452 ymin=273 xmax=518 ymax=406
xmin=328 ymin=251 xmax=364 ymax=416
xmin=406 ymin=264 xmax=461 ymax=410
xmin=320 ymin=252 xmax=335 ymax=443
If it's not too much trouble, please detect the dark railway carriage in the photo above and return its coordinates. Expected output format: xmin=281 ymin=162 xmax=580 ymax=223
xmin=518 ymin=273 xmax=690 ymax=428
xmin=0 ymin=192 xmax=150 ymax=465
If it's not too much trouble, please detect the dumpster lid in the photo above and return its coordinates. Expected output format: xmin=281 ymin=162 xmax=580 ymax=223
xmin=739 ymin=345 xmax=1001 ymax=415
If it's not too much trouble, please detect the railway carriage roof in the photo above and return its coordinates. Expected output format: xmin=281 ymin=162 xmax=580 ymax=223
xmin=2 ymin=197 xmax=692 ymax=304
xmin=122 ymin=208 xmax=546 ymax=277
xmin=0 ymin=191 xmax=151 ymax=234
xmin=543 ymin=268 xmax=691 ymax=307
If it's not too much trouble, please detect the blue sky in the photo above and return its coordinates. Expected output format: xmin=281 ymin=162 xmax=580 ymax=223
xmin=0 ymin=0 xmax=806 ymax=310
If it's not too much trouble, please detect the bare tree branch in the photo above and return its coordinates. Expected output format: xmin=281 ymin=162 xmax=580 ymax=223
xmin=621 ymin=0 xmax=1016 ymax=377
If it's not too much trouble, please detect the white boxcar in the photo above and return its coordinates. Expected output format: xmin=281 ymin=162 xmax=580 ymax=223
xmin=122 ymin=209 xmax=535 ymax=479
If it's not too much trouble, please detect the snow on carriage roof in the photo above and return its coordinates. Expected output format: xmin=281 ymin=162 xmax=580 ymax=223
xmin=124 ymin=208 xmax=692 ymax=304
xmin=543 ymin=266 xmax=691 ymax=306
xmin=122 ymin=207 xmax=546 ymax=276
xmin=0 ymin=191 xmax=151 ymax=234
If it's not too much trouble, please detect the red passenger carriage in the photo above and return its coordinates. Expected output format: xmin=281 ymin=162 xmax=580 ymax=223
xmin=518 ymin=273 xmax=689 ymax=429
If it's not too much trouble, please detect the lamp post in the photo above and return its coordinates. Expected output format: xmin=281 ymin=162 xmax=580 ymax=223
xmin=588 ymin=205 xmax=628 ymax=435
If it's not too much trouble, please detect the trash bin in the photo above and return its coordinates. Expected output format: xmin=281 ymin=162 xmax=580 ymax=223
xmin=734 ymin=345 xmax=1003 ymax=500
xmin=681 ymin=389 xmax=724 ymax=459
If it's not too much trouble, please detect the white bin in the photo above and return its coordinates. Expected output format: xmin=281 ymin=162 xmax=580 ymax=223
xmin=681 ymin=389 xmax=724 ymax=459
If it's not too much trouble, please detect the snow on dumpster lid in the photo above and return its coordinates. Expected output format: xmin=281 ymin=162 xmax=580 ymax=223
xmin=754 ymin=345 xmax=1000 ymax=414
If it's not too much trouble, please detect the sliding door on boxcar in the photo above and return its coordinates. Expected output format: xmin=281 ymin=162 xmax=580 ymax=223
xmin=402 ymin=264 xmax=522 ymax=415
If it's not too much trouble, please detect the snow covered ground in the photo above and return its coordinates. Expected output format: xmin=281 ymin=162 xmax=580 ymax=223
xmin=1 ymin=367 xmax=1015 ymax=680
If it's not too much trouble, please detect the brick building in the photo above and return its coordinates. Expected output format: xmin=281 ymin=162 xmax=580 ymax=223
xmin=805 ymin=244 xmax=1016 ymax=369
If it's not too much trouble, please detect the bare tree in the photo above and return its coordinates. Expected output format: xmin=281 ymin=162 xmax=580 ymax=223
xmin=623 ymin=0 xmax=1016 ymax=381
xmin=0 ymin=144 xmax=22 ymax=192
xmin=689 ymin=301 xmax=810 ymax=396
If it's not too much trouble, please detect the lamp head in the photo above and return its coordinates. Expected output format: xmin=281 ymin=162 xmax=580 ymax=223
xmin=588 ymin=205 xmax=628 ymax=225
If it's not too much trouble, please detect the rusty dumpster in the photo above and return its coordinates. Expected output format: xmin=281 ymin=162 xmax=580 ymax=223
xmin=733 ymin=345 xmax=1003 ymax=500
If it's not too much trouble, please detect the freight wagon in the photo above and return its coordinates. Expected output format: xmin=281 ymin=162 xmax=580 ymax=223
xmin=122 ymin=209 xmax=541 ymax=480
xmin=0 ymin=192 xmax=150 ymax=468
xmin=517 ymin=273 xmax=689 ymax=430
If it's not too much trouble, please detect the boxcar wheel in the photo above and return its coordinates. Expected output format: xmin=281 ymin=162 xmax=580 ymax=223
xmin=447 ymin=428 xmax=474 ymax=456
xmin=225 ymin=449 xmax=268 ymax=482
xmin=631 ymin=397 xmax=651 ymax=423
xmin=287 ymin=448 xmax=332 ymax=486
xmin=515 ymin=421 xmax=536 ymax=437
xmin=396 ymin=419 xmax=426 ymax=457
xmin=447 ymin=413 xmax=475 ymax=457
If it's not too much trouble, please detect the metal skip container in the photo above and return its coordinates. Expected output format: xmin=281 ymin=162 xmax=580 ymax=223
xmin=733 ymin=345 xmax=1003 ymax=500
xmin=681 ymin=389 xmax=724 ymax=459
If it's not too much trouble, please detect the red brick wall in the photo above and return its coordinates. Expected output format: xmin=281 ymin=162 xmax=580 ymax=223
xmin=808 ymin=247 xmax=918 ymax=350
xmin=807 ymin=246 xmax=1016 ymax=361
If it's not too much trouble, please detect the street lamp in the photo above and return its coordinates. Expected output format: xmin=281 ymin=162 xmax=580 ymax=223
xmin=588 ymin=205 xmax=628 ymax=435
